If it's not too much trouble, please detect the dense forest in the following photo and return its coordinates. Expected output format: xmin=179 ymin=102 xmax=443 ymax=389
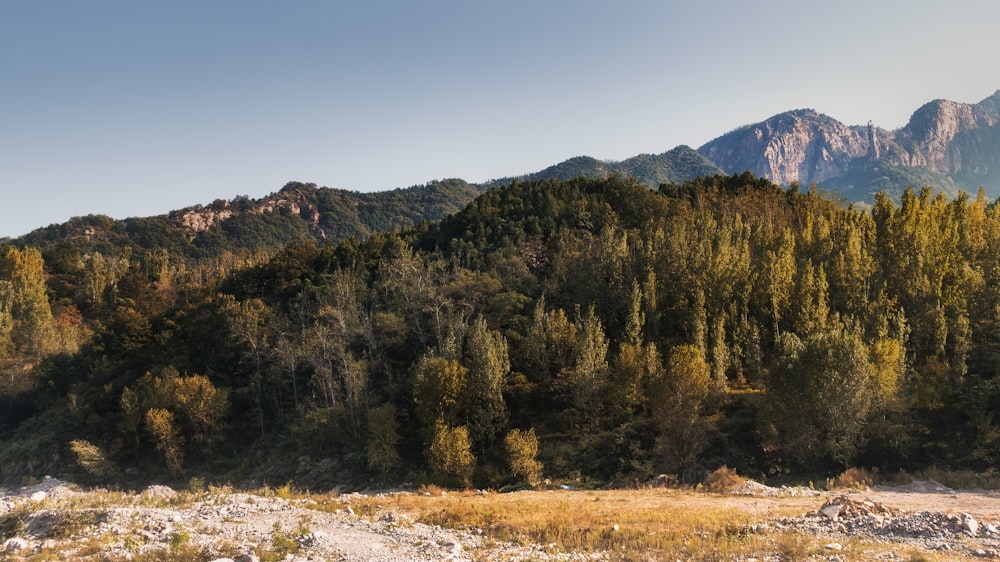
xmin=2 ymin=173 xmax=1000 ymax=489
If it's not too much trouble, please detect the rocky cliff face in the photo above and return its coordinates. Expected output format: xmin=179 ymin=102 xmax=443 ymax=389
xmin=698 ymin=91 xmax=1000 ymax=198
xmin=698 ymin=110 xmax=870 ymax=186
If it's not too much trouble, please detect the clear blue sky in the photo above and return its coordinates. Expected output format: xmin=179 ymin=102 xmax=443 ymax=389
xmin=2 ymin=1 xmax=998 ymax=238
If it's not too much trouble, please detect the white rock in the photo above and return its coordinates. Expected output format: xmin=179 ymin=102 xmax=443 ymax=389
xmin=4 ymin=537 xmax=30 ymax=552
xmin=963 ymin=513 xmax=980 ymax=535
xmin=820 ymin=504 xmax=842 ymax=521
xmin=441 ymin=540 xmax=463 ymax=557
xmin=825 ymin=542 xmax=843 ymax=551
xmin=29 ymin=491 xmax=47 ymax=502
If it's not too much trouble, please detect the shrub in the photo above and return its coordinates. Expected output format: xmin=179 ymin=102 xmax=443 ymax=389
xmin=833 ymin=466 xmax=875 ymax=490
xmin=69 ymin=439 xmax=117 ymax=479
xmin=703 ymin=465 xmax=746 ymax=493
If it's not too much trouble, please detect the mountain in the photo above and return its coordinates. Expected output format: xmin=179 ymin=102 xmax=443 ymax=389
xmin=13 ymin=179 xmax=486 ymax=258
xmin=497 ymin=145 xmax=723 ymax=189
xmin=698 ymin=90 xmax=1000 ymax=200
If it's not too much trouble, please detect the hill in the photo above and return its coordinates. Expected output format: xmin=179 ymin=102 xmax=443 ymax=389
xmin=3 ymin=174 xmax=1000 ymax=493
xmin=10 ymin=179 xmax=485 ymax=260
xmin=494 ymin=145 xmax=722 ymax=189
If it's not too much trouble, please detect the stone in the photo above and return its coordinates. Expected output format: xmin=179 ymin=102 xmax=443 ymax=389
xmin=820 ymin=503 xmax=843 ymax=521
xmin=4 ymin=537 xmax=29 ymax=552
xmin=235 ymin=555 xmax=260 ymax=562
xmin=441 ymin=540 xmax=463 ymax=557
xmin=29 ymin=491 xmax=47 ymax=502
xmin=825 ymin=542 xmax=843 ymax=551
xmin=963 ymin=513 xmax=979 ymax=535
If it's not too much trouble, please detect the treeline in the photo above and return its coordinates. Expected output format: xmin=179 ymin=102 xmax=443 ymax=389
xmin=3 ymin=173 xmax=1000 ymax=487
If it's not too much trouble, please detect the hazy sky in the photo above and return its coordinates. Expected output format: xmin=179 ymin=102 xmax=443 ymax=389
xmin=2 ymin=1 xmax=998 ymax=238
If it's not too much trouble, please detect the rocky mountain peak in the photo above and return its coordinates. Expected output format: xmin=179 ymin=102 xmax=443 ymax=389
xmin=698 ymin=109 xmax=868 ymax=185
xmin=697 ymin=90 xmax=1000 ymax=199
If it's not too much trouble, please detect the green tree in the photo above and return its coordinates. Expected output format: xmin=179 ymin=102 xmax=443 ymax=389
xmin=412 ymin=355 xmax=468 ymax=430
xmin=763 ymin=328 xmax=878 ymax=468
xmin=463 ymin=315 xmax=510 ymax=448
xmin=366 ymin=403 xmax=401 ymax=476
xmin=650 ymin=344 xmax=712 ymax=478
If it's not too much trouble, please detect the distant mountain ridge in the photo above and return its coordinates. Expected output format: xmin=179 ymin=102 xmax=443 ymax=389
xmin=10 ymin=90 xmax=1000 ymax=246
xmin=698 ymin=90 xmax=1000 ymax=200
xmin=504 ymin=145 xmax=723 ymax=188
xmin=13 ymin=179 xmax=486 ymax=258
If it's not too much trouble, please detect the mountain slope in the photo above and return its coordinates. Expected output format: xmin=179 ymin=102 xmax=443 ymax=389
xmin=13 ymin=179 xmax=486 ymax=259
xmin=698 ymin=90 xmax=1000 ymax=200
xmin=503 ymin=145 xmax=722 ymax=189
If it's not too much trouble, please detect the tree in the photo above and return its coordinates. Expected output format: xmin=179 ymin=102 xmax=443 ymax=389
xmin=0 ymin=247 xmax=56 ymax=355
xmin=561 ymin=307 xmax=609 ymax=428
xmin=504 ymin=428 xmax=543 ymax=485
xmin=366 ymin=403 xmax=401 ymax=476
xmin=222 ymin=296 xmax=271 ymax=435
xmin=427 ymin=422 xmax=476 ymax=487
xmin=650 ymin=344 xmax=712 ymax=478
xmin=463 ymin=315 xmax=510 ymax=448
xmin=763 ymin=328 xmax=879 ymax=468
xmin=145 ymin=408 xmax=184 ymax=475
xmin=412 ymin=355 xmax=467 ymax=430
xmin=171 ymin=374 xmax=229 ymax=446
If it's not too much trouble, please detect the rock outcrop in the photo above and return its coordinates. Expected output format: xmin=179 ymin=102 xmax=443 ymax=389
xmin=698 ymin=90 xmax=1000 ymax=198
xmin=699 ymin=109 xmax=869 ymax=186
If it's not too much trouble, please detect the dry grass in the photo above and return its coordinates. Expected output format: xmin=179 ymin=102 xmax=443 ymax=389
xmin=831 ymin=466 xmax=876 ymax=490
xmin=889 ymin=467 xmax=1000 ymax=490
xmin=352 ymin=488 xmax=804 ymax=560
xmin=348 ymin=486 xmax=985 ymax=561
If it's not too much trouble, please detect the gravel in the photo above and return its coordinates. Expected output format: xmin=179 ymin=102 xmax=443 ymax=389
xmin=0 ymin=478 xmax=601 ymax=561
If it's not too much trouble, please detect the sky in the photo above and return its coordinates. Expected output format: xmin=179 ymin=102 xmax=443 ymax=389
xmin=2 ymin=1 xmax=998 ymax=238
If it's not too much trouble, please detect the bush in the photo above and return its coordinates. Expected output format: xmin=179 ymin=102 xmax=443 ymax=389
xmin=69 ymin=439 xmax=117 ymax=479
xmin=703 ymin=465 xmax=746 ymax=493
xmin=832 ymin=466 xmax=875 ymax=490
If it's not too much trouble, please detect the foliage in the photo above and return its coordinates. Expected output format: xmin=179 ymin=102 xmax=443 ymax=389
xmin=6 ymin=173 xmax=1000 ymax=488
xmin=69 ymin=439 xmax=117 ymax=479
xmin=366 ymin=403 xmax=401 ymax=475
xmin=703 ymin=465 xmax=747 ymax=493
xmin=504 ymin=428 xmax=543 ymax=485
xmin=427 ymin=423 xmax=476 ymax=487
xmin=145 ymin=408 xmax=184 ymax=475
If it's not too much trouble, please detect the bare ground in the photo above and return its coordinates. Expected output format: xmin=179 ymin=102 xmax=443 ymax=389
xmin=4 ymin=477 xmax=1000 ymax=561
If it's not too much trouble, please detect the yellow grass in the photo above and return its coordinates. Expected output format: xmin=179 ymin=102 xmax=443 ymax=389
xmin=350 ymin=487 xmax=965 ymax=561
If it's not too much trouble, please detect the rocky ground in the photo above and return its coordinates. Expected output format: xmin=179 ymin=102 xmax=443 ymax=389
xmin=4 ymin=476 xmax=1000 ymax=561
xmin=0 ymin=477 xmax=598 ymax=561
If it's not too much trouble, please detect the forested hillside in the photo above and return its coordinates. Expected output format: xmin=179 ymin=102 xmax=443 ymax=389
xmin=2 ymin=174 xmax=1000 ymax=489
xmin=12 ymin=179 xmax=483 ymax=260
